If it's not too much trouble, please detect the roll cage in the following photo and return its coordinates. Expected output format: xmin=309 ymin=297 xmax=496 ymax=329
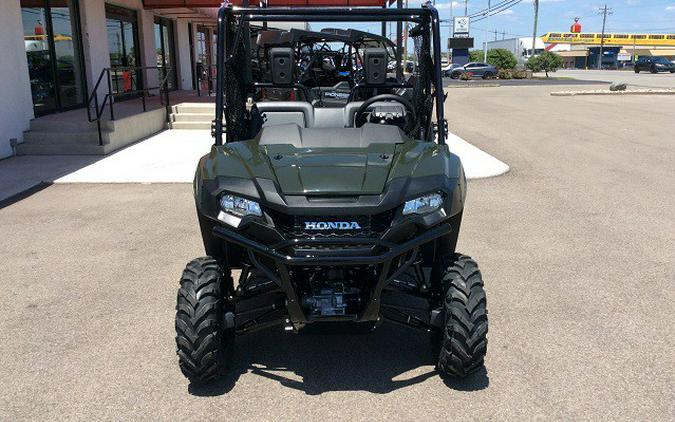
xmin=213 ymin=3 xmax=447 ymax=146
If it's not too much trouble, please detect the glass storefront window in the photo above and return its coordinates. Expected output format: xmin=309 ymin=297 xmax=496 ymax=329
xmin=154 ymin=17 xmax=177 ymax=90
xmin=21 ymin=0 xmax=85 ymax=115
xmin=105 ymin=4 xmax=141 ymax=95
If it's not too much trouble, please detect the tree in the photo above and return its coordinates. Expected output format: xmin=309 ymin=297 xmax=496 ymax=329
xmin=486 ymin=48 xmax=517 ymax=70
xmin=526 ymin=51 xmax=563 ymax=77
xmin=469 ymin=50 xmax=484 ymax=63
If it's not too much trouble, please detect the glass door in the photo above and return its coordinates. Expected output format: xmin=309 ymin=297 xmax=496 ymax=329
xmin=154 ymin=17 xmax=177 ymax=90
xmin=196 ymin=26 xmax=212 ymax=93
xmin=21 ymin=0 xmax=86 ymax=116
xmin=105 ymin=4 xmax=141 ymax=95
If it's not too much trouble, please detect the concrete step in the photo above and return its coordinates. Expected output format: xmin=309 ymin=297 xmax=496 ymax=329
xmin=171 ymin=112 xmax=214 ymax=122
xmin=23 ymin=130 xmax=107 ymax=145
xmin=170 ymin=121 xmax=212 ymax=130
xmin=29 ymin=118 xmax=113 ymax=133
xmin=173 ymin=104 xmax=215 ymax=114
xmin=16 ymin=142 xmax=106 ymax=155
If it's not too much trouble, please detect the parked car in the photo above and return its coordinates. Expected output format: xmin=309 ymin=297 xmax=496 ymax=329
xmin=447 ymin=62 xmax=497 ymax=79
xmin=634 ymin=56 xmax=675 ymax=74
xmin=442 ymin=63 xmax=462 ymax=75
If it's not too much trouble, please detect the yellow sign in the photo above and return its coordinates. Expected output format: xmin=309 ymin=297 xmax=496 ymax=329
xmin=541 ymin=32 xmax=675 ymax=47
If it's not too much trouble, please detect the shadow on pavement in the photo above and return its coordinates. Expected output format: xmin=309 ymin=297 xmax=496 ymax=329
xmin=188 ymin=323 xmax=489 ymax=396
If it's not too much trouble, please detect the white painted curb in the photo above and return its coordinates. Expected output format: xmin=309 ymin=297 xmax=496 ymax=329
xmin=53 ymin=129 xmax=509 ymax=183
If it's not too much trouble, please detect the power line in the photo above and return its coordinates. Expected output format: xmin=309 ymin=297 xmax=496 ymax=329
xmin=471 ymin=0 xmax=524 ymax=23
xmin=469 ymin=0 xmax=517 ymax=18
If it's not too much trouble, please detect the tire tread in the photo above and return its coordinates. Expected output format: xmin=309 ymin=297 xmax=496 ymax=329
xmin=175 ymin=257 xmax=230 ymax=384
xmin=437 ymin=254 xmax=488 ymax=377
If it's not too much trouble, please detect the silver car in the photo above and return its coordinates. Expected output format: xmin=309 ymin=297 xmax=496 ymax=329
xmin=446 ymin=62 xmax=498 ymax=79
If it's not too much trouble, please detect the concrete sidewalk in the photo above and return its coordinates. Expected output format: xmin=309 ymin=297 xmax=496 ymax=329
xmin=0 ymin=128 xmax=508 ymax=201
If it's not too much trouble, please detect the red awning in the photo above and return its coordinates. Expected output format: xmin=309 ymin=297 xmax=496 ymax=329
xmin=143 ymin=0 xmax=390 ymax=8
xmin=143 ymin=0 xmax=222 ymax=7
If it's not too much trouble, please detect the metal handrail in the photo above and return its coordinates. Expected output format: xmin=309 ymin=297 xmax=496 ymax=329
xmin=86 ymin=66 xmax=172 ymax=146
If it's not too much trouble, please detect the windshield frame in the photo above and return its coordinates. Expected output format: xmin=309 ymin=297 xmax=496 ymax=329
xmin=213 ymin=4 xmax=447 ymax=146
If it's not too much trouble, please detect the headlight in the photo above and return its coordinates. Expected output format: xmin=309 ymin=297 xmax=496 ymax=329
xmin=402 ymin=193 xmax=443 ymax=215
xmin=219 ymin=194 xmax=262 ymax=217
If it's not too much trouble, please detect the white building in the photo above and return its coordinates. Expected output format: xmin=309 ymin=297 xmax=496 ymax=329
xmin=486 ymin=37 xmax=546 ymax=64
xmin=0 ymin=0 xmax=222 ymax=159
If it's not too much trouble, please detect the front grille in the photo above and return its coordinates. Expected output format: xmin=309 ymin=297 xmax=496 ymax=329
xmin=268 ymin=209 xmax=395 ymax=240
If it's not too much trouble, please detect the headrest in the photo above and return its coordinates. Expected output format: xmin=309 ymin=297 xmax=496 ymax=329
xmin=270 ymin=47 xmax=294 ymax=86
xmin=363 ymin=48 xmax=387 ymax=85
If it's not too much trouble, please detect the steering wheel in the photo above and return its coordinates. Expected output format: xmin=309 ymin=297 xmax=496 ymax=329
xmin=353 ymin=94 xmax=416 ymax=129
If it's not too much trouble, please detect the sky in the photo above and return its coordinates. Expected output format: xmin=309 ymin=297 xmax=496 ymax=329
xmin=314 ymin=0 xmax=675 ymax=51
xmin=434 ymin=0 xmax=675 ymax=48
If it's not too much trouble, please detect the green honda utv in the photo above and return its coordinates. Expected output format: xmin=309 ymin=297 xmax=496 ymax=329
xmin=176 ymin=3 xmax=488 ymax=385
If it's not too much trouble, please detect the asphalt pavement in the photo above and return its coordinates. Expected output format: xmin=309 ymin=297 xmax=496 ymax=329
xmin=1 ymin=84 xmax=673 ymax=421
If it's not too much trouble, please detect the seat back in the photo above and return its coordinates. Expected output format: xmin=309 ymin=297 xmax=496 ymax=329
xmin=256 ymin=101 xmax=365 ymax=128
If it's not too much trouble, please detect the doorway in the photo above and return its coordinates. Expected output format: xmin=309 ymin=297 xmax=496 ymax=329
xmin=21 ymin=0 xmax=86 ymax=116
xmin=154 ymin=17 xmax=177 ymax=90
xmin=196 ymin=26 xmax=215 ymax=94
xmin=105 ymin=4 xmax=141 ymax=95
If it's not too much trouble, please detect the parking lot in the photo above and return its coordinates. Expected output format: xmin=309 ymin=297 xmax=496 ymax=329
xmin=1 ymin=84 xmax=674 ymax=420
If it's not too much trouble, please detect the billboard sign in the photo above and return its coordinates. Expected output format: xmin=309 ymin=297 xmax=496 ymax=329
xmin=453 ymin=16 xmax=470 ymax=38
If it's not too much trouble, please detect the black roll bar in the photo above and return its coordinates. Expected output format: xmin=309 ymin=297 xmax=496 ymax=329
xmin=214 ymin=2 xmax=447 ymax=146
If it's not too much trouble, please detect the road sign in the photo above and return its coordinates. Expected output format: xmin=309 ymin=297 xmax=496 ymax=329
xmin=448 ymin=38 xmax=474 ymax=49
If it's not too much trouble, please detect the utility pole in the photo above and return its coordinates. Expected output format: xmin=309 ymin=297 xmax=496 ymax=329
xmin=597 ymin=4 xmax=613 ymax=69
xmin=483 ymin=0 xmax=491 ymax=62
xmin=403 ymin=0 xmax=409 ymax=73
xmin=531 ymin=0 xmax=539 ymax=61
xmin=464 ymin=0 xmax=468 ymax=16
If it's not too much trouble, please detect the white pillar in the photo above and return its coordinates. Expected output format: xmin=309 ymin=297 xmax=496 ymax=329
xmin=175 ymin=19 xmax=194 ymax=91
xmin=0 ymin=0 xmax=34 ymax=158
xmin=79 ymin=0 xmax=111 ymax=104
xmin=138 ymin=10 xmax=160 ymax=93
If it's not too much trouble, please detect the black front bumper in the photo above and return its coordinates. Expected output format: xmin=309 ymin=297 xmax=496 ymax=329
xmin=212 ymin=222 xmax=453 ymax=325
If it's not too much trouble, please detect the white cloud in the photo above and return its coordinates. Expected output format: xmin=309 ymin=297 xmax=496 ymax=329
xmin=666 ymin=5 xmax=675 ymax=11
xmin=435 ymin=1 xmax=460 ymax=10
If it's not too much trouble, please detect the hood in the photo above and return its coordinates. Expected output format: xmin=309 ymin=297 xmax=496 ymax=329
xmin=263 ymin=144 xmax=397 ymax=195
xmin=197 ymin=139 xmax=462 ymax=197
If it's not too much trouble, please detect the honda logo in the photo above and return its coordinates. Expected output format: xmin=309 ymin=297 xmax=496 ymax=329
xmin=304 ymin=221 xmax=362 ymax=230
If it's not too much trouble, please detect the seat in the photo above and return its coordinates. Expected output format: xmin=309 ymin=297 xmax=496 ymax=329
xmin=256 ymin=101 xmax=314 ymax=127
xmin=257 ymin=123 xmax=406 ymax=148
xmin=257 ymin=101 xmax=365 ymax=128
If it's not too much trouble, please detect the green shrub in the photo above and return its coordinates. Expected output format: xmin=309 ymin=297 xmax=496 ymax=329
xmin=469 ymin=50 xmax=484 ymax=63
xmin=487 ymin=49 xmax=517 ymax=70
xmin=512 ymin=69 xmax=528 ymax=79
xmin=459 ymin=71 xmax=473 ymax=81
xmin=497 ymin=69 xmax=513 ymax=79
xmin=526 ymin=51 xmax=563 ymax=77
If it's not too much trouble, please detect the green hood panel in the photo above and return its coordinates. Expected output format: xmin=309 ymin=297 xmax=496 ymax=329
xmin=264 ymin=144 xmax=396 ymax=195
xmin=197 ymin=139 xmax=461 ymax=196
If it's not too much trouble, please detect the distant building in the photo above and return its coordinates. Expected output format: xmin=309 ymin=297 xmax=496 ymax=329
xmin=541 ymin=32 xmax=675 ymax=69
xmin=485 ymin=37 xmax=546 ymax=65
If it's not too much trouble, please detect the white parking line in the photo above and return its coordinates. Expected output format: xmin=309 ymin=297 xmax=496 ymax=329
xmin=448 ymin=133 xmax=510 ymax=179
